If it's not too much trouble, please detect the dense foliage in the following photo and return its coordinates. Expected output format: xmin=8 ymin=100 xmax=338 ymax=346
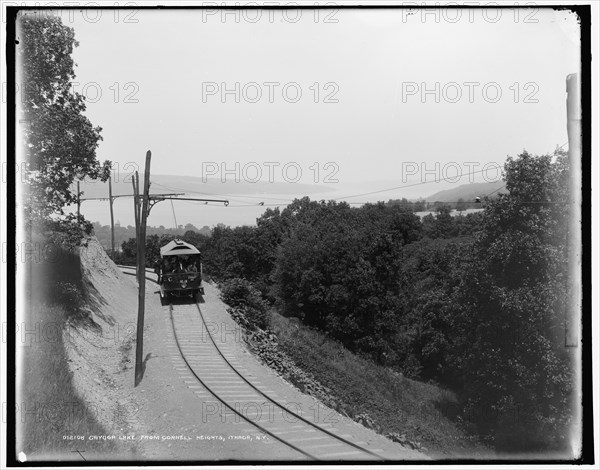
xmin=450 ymin=151 xmax=572 ymax=450
xmin=220 ymin=278 xmax=270 ymax=330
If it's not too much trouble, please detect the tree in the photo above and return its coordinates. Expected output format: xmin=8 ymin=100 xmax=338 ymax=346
xmin=272 ymin=199 xmax=423 ymax=363
xmin=452 ymin=150 xmax=572 ymax=450
xmin=422 ymin=204 xmax=458 ymax=239
xmin=17 ymin=13 xmax=110 ymax=234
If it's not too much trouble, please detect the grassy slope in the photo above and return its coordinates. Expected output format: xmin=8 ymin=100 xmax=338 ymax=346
xmin=270 ymin=311 xmax=492 ymax=458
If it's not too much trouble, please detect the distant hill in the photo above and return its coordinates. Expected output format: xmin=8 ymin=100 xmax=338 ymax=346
xmin=426 ymin=181 xmax=507 ymax=203
xmin=76 ymin=174 xmax=336 ymax=199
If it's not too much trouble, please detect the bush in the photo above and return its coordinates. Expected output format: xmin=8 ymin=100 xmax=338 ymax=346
xmin=53 ymin=281 xmax=84 ymax=311
xmin=220 ymin=278 xmax=269 ymax=330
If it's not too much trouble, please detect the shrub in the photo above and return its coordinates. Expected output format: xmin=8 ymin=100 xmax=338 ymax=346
xmin=220 ymin=278 xmax=269 ymax=330
xmin=52 ymin=281 xmax=85 ymax=316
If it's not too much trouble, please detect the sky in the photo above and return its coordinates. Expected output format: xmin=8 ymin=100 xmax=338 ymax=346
xmin=41 ymin=6 xmax=581 ymax=227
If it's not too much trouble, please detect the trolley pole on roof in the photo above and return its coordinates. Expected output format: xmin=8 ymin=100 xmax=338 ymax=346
xmin=134 ymin=150 xmax=152 ymax=387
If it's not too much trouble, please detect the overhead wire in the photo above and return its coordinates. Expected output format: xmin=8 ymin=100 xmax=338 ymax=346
xmin=149 ymin=143 xmax=570 ymax=209
xmin=330 ymin=166 xmax=504 ymax=201
xmin=151 ymin=181 xmax=294 ymax=203
xmin=150 ymin=166 xmax=504 ymax=208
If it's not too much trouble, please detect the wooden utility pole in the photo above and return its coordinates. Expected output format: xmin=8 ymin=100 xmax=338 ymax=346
xmin=132 ymin=173 xmax=140 ymax=279
xmin=134 ymin=151 xmax=152 ymax=386
xmin=566 ymin=73 xmax=581 ymax=348
xmin=108 ymin=176 xmax=115 ymax=256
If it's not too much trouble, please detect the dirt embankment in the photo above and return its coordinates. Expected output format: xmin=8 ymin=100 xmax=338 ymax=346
xmin=63 ymin=237 xmax=143 ymax=458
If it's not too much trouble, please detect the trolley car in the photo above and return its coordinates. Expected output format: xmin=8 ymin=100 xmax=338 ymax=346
xmin=158 ymin=239 xmax=204 ymax=302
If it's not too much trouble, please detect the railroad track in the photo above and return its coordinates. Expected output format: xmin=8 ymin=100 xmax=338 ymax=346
xmin=167 ymin=300 xmax=387 ymax=461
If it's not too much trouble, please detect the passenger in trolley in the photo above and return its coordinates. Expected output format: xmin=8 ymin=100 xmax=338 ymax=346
xmin=158 ymin=239 xmax=204 ymax=303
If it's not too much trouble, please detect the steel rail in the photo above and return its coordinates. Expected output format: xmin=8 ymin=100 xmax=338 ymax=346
xmin=193 ymin=302 xmax=386 ymax=461
xmin=168 ymin=303 xmax=318 ymax=460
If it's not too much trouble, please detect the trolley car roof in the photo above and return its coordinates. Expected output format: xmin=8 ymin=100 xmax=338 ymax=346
xmin=160 ymin=239 xmax=200 ymax=257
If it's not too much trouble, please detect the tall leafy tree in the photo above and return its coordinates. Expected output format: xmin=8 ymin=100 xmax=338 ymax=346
xmin=17 ymin=12 xmax=110 ymax=233
xmin=452 ymin=150 xmax=572 ymax=450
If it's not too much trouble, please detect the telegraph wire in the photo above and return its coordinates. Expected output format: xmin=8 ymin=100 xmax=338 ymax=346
xmin=330 ymin=167 xmax=505 ymax=201
xmin=151 ymin=181 xmax=293 ymax=203
xmin=150 ymin=166 xmax=504 ymax=208
xmin=149 ymin=143 xmax=570 ymax=209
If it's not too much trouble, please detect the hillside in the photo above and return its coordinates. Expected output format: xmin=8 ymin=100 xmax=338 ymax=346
xmin=18 ymin=237 xmax=141 ymax=461
xmin=426 ymin=181 xmax=507 ymax=203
